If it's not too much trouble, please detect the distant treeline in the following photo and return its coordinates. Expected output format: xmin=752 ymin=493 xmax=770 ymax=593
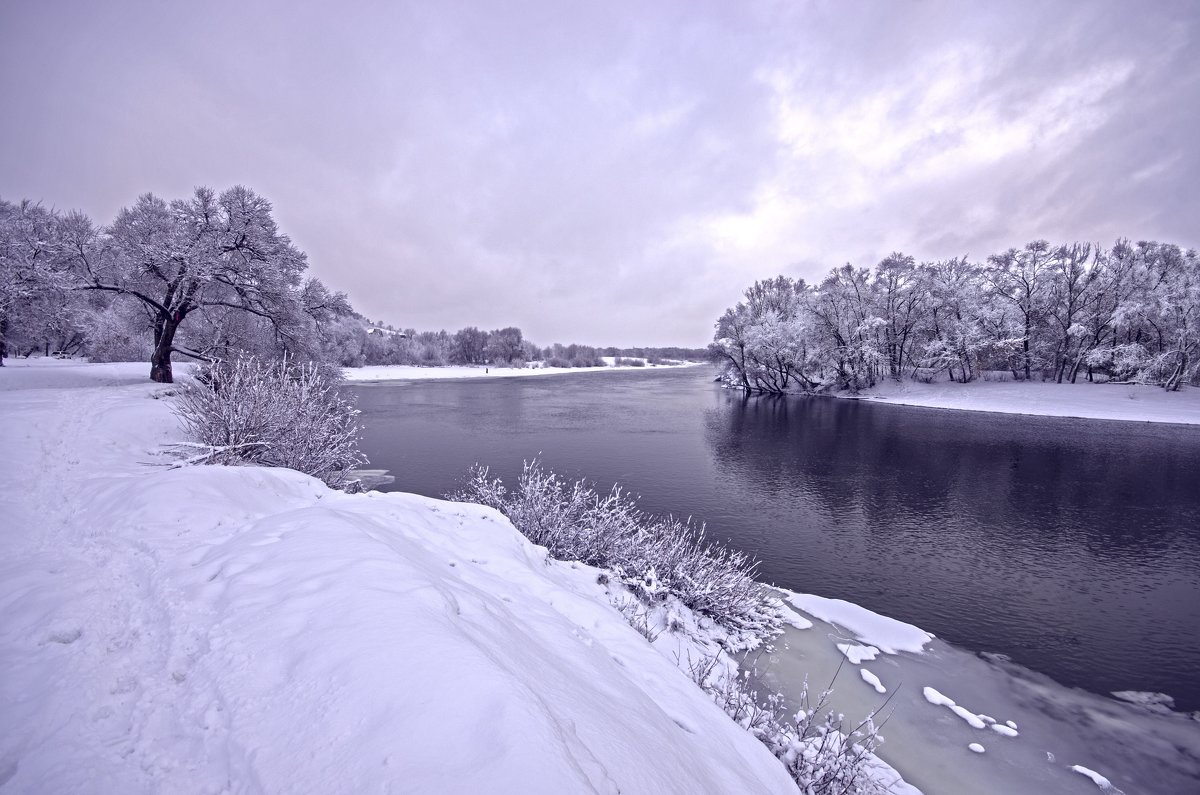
xmin=713 ymin=240 xmax=1199 ymax=393
xmin=0 ymin=188 xmax=702 ymax=382
xmin=339 ymin=322 xmax=706 ymax=369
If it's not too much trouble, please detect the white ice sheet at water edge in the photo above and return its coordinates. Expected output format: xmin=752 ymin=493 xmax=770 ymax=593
xmin=784 ymin=591 xmax=934 ymax=654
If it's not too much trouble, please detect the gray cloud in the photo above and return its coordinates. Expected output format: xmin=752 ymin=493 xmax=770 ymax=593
xmin=2 ymin=0 xmax=1196 ymax=346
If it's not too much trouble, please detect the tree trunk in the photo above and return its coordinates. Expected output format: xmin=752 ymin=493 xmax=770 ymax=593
xmin=1164 ymin=351 xmax=1188 ymax=392
xmin=0 ymin=315 xmax=7 ymax=365
xmin=1023 ymin=315 xmax=1032 ymax=382
xmin=150 ymin=316 xmax=180 ymax=383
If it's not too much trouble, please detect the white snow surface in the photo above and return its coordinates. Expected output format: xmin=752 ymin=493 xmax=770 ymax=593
xmin=851 ymin=377 xmax=1200 ymax=425
xmin=0 ymin=363 xmax=794 ymax=794
xmin=342 ymin=360 xmax=699 ymax=383
xmin=785 ymin=592 xmax=933 ymax=654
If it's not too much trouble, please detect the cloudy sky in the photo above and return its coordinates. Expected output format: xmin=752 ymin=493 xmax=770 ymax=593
xmin=2 ymin=1 xmax=1196 ymax=347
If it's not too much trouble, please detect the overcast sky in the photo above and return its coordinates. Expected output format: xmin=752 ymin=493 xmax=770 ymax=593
xmin=2 ymin=1 xmax=1197 ymax=347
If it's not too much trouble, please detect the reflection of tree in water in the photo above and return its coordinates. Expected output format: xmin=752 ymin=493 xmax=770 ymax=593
xmin=703 ymin=391 xmax=1200 ymax=554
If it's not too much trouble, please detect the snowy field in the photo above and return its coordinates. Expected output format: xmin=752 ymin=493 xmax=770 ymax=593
xmin=342 ymin=357 xmax=699 ymax=383
xmin=0 ymin=359 xmax=793 ymax=793
xmin=850 ymin=377 xmax=1200 ymax=425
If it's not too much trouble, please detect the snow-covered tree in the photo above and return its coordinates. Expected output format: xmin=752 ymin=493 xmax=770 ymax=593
xmin=66 ymin=186 xmax=315 ymax=382
xmin=486 ymin=326 xmax=525 ymax=365
xmin=451 ymin=326 xmax=489 ymax=364
xmin=919 ymin=258 xmax=994 ymax=382
xmin=985 ymin=241 xmax=1053 ymax=381
xmin=0 ymin=199 xmax=73 ymax=361
xmin=872 ymin=253 xmax=926 ymax=379
xmin=809 ymin=266 xmax=884 ymax=391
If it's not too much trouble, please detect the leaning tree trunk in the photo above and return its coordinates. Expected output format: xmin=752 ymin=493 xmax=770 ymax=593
xmin=150 ymin=315 xmax=181 ymax=383
xmin=1164 ymin=351 xmax=1188 ymax=392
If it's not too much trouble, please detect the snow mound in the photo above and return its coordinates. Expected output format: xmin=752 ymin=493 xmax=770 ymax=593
xmin=860 ymin=669 xmax=887 ymax=694
xmin=837 ymin=642 xmax=880 ymax=664
xmin=1071 ymin=764 xmax=1114 ymax=790
xmin=786 ymin=592 xmax=933 ymax=654
xmin=921 ymin=686 xmax=1020 ymax=740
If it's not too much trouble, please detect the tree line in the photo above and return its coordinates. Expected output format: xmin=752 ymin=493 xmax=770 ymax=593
xmin=0 ymin=187 xmax=703 ymax=382
xmin=331 ymin=321 xmax=703 ymax=370
xmin=711 ymin=240 xmax=1199 ymax=394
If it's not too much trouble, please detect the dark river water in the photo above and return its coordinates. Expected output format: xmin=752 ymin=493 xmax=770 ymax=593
xmin=351 ymin=367 xmax=1200 ymax=713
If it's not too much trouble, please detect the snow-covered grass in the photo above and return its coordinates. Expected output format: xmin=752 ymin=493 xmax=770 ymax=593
xmin=849 ymin=377 xmax=1200 ymax=424
xmin=0 ymin=362 xmax=796 ymax=793
xmin=342 ymin=359 xmax=699 ymax=382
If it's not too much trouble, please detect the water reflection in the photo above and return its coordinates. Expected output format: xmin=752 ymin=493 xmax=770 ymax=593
xmin=702 ymin=390 xmax=1200 ymax=710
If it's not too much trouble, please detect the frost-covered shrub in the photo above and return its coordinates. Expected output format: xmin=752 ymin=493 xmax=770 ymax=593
xmin=450 ymin=460 xmax=783 ymax=643
xmin=174 ymin=355 xmax=368 ymax=488
xmin=687 ymin=654 xmax=888 ymax=794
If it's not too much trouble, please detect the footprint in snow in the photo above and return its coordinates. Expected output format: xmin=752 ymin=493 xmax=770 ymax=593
xmin=42 ymin=626 xmax=82 ymax=645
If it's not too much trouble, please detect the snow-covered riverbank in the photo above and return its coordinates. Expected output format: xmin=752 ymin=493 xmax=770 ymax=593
xmin=0 ymin=361 xmax=793 ymax=793
xmin=6 ymin=360 xmax=1197 ymax=794
xmin=847 ymin=378 xmax=1200 ymax=425
xmin=342 ymin=358 xmax=701 ymax=383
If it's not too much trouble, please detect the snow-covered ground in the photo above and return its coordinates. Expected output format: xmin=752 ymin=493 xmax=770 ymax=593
xmin=342 ymin=358 xmax=699 ymax=383
xmin=849 ymin=377 xmax=1200 ymax=425
xmin=0 ymin=360 xmax=794 ymax=793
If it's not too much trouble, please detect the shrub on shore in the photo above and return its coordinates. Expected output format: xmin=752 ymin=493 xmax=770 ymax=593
xmin=449 ymin=460 xmax=783 ymax=645
xmin=174 ymin=355 xmax=368 ymax=488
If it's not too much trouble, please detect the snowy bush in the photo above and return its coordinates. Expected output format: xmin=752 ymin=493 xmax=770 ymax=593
xmin=174 ymin=355 xmax=368 ymax=488
xmin=685 ymin=653 xmax=889 ymax=794
xmin=681 ymin=653 xmax=888 ymax=795
xmin=450 ymin=460 xmax=783 ymax=644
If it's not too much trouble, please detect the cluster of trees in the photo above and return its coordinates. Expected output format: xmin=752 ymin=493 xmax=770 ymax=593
xmin=323 ymin=319 xmax=703 ymax=370
xmin=1 ymin=189 xmax=352 ymax=382
xmin=711 ymin=240 xmax=1200 ymax=393
xmin=2 ymin=187 xmax=704 ymax=381
xmin=323 ymin=324 xmax=543 ymax=368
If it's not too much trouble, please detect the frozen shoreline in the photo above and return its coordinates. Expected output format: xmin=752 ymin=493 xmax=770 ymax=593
xmin=342 ymin=359 xmax=702 ymax=383
xmin=773 ymin=587 xmax=1200 ymax=795
xmin=842 ymin=377 xmax=1200 ymax=425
